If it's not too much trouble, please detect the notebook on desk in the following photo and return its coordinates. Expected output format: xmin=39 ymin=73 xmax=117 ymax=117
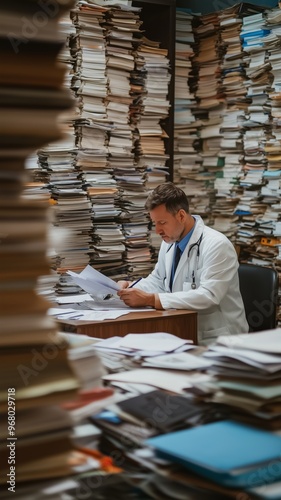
xmin=146 ymin=420 xmax=281 ymax=488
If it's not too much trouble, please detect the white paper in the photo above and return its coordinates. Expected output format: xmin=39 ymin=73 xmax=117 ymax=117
xmin=67 ymin=264 xmax=120 ymax=295
xmin=142 ymin=352 xmax=212 ymax=370
xmin=217 ymin=329 xmax=281 ymax=354
xmin=118 ymin=332 xmax=192 ymax=352
xmin=103 ymin=368 xmax=212 ymax=393
xmin=205 ymin=345 xmax=281 ymax=372
xmin=55 ymin=293 xmax=93 ymax=304
xmin=49 ymin=308 xmax=135 ymax=321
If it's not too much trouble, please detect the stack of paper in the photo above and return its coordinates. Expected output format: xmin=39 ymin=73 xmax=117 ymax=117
xmin=38 ymin=132 xmax=94 ymax=273
xmin=0 ymin=0 xmax=81 ymax=486
xmin=173 ymin=9 xmax=205 ymax=211
xmin=92 ymin=331 xmax=195 ymax=372
xmin=72 ymin=3 xmax=128 ymax=278
xmin=134 ymin=36 xmax=171 ymax=192
xmin=204 ymin=330 xmax=281 ymax=429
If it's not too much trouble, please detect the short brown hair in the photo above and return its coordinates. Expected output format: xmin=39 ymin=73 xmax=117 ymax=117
xmin=145 ymin=182 xmax=189 ymax=215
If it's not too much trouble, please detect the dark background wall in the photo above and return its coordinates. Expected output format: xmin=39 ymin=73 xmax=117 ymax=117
xmin=176 ymin=0 xmax=278 ymax=15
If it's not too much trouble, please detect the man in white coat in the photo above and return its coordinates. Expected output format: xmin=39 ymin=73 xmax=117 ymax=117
xmin=118 ymin=182 xmax=248 ymax=345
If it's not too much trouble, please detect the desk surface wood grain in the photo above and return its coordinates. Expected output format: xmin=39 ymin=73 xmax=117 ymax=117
xmin=57 ymin=309 xmax=197 ymax=344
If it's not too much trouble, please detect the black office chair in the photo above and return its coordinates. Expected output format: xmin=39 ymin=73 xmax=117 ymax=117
xmin=238 ymin=263 xmax=279 ymax=332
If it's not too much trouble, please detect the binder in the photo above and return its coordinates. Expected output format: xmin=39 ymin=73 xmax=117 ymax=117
xmin=146 ymin=420 xmax=281 ymax=488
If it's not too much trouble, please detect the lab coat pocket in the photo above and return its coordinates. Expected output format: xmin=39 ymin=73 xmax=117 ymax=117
xmin=183 ymin=282 xmax=192 ymax=292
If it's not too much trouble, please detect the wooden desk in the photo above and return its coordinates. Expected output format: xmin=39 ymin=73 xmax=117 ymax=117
xmin=57 ymin=309 xmax=197 ymax=344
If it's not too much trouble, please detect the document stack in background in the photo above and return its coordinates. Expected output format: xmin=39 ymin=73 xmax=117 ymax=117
xmin=232 ymin=8 xmax=281 ymax=308
xmin=189 ymin=10 xmax=224 ymax=226
xmin=104 ymin=5 xmax=153 ymax=278
xmin=72 ymin=2 xmax=127 ymax=279
xmin=136 ymin=36 xmax=171 ymax=190
xmin=38 ymin=0 xmax=175 ymax=285
xmin=37 ymin=130 xmax=94 ymax=274
xmin=173 ymin=10 xmax=209 ymax=223
xmin=211 ymin=4 xmax=245 ymax=241
xmin=0 ymin=0 xmax=81 ymax=489
xmin=233 ymin=10 xmax=270 ymax=234
xmin=172 ymin=2 xmax=281 ymax=324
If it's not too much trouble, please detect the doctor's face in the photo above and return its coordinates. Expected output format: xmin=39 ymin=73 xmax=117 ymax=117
xmin=150 ymin=204 xmax=187 ymax=243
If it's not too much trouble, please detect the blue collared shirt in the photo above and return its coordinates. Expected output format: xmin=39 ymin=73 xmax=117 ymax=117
xmin=177 ymin=224 xmax=195 ymax=254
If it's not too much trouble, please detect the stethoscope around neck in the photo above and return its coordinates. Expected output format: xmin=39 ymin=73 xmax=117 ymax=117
xmin=188 ymin=233 xmax=203 ymax=289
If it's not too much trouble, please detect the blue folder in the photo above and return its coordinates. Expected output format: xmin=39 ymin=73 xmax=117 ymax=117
xmin=146 ymin=420 xmax=281 ymax=488
xmin=240 ymin=29 xmax=271 ymax=39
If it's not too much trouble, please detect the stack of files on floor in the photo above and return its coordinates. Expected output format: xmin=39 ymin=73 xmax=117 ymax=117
xmin=203 ymin=329 xmax=281 ymax=430
xmin=87 ymin=338 xmax=229 ymax=499
xmin=79 ymin=335 xmax=281 ymax=499
xmin=90 ymin=388 xmax=219 ymax=459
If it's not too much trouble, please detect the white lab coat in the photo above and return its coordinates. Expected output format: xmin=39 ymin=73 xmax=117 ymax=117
xmin=136 ymin=216 xmax=248 ymax=345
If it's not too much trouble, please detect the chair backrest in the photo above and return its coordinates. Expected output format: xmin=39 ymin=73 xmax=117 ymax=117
xmin=238 ymin=263 xmax=279 ymax=332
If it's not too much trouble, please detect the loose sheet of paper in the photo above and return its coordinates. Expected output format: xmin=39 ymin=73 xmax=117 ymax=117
xmin=67 ymin=264 xmax=121 ymax=295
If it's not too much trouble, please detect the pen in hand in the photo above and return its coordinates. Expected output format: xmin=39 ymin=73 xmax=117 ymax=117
xmin=128 ymin=277 xmax=142 ymax=288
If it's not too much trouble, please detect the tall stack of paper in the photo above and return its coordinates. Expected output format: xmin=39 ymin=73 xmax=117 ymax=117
xmin=244 ymin=9 xmax=281 ymax=294
xmin=26 ymin=8 xmax=94 ymax=286
xmin=103 ymin=5 xmax=153 ymax=277
xmin=173 ymin=9 xmax=197 ymax=185
xmin=173 ymin=10 xmax=212 ymax=222
xmin=73 ymin=3 xmax=108 ymax=121
xmin=194 ymin=12 xmax=224 ymax=110
xmin=176 ymin=3 xmax=281 ymax=329
xmin=0 ymin=0 xmax=81 ymax=487
xmin=191 ymin=12 xmax=225 ymax=225
xmin=232 ymin=11 xmax=270 ymax=246
xmin=105 ymin=5 xmax=142 ymax=166
xmin=135 ymin=36 xmax=171 ymax=190
xmin=232 ymin=8 xmax=281 ymax=295
xmin=71 ymin=2 xmax=128 ymax=279
xmin=211 ymin=6 xmax=246 ymax=240
xmin=37 ymin=130 xmax=94 ymax=274
xmin=127 ymin=35 xmax=170 ymax=271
